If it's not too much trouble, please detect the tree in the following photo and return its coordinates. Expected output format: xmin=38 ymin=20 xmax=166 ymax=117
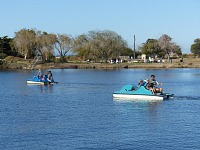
xmin=140 ymin=39 xmax=163 ymax=58
xmin=140 ymin=35 xmax=182 ymax=61
xmin=0 ymin=36 xmax=17 ymax=58
xmin=35 ymin=31 xmax=57 ymax=61
xmin=14 ymin=29 xmax=36 ymax=59
xmin=157 ymin=34 xmax=173 ymax=62
xmin=120 ymin=47 xmax=134 ymax=56
xmin=172 ymin=43 xmax=182 ymax=57
xmin=42 ymin=33 xmax=57 ymax=61
xmin=74 ymin=30 xmax=127 ymax=62
xmin=54 ymin=34 xmax=74 ymax=62
xmin=74 ymin=34 xmax=91 ymax=60
xmin=191 ymin=38 xmax=200 ymax=57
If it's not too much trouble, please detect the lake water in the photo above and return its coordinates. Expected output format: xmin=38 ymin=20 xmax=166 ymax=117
xmin=0 ymin=68 xmax=200 ymax=150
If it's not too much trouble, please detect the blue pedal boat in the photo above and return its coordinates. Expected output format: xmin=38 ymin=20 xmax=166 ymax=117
xmin=27 ymin=75 xmax=58 ymax=85
xmin=113 ymin=84 xmax=174 ymax=100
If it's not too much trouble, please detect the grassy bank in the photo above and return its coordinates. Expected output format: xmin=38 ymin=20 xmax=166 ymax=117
xmin=1 ymin=57 xmax=200 ymax=70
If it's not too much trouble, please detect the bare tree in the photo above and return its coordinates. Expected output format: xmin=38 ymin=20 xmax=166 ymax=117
xmin=14 ymin=29 xmax=36 ymax=59
xmin=157 ymin=34 xmax=173 ymax=62
xmin=55 ymin=34 xmax=74 ymax=62
xmin=42 ymin=33 xmax=57 ymax=61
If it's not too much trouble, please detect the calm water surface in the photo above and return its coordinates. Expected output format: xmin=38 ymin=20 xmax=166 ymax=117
xmin=0 ymin=68 xmax=200 ymax=150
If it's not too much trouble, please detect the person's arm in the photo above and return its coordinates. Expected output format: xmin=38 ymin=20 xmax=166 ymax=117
xmin=156 ymin=80 xmax=162 ymax=85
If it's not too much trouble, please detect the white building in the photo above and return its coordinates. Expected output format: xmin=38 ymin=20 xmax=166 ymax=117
xmin=141 ymin=54 xmax=146 ymax=62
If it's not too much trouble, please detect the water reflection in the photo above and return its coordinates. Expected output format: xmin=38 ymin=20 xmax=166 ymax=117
xmin=26 ymin=84 xmax=54 ymax=94
xmin=113 ymin=97 xmax=163 ymax=103
xmin=113 ymin=98 xmax=162 ymax=116
xmin=39 ymin=84 xmax=53 ymax=94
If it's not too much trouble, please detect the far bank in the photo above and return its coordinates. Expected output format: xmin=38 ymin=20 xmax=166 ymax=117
xmin=1 ymin=57 xmax=200 ymax=70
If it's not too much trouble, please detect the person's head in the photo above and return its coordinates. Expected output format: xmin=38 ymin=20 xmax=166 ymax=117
xmin=151 ymin=75 xmax=155 ymax=79
xmin=139 ymin=79 xmax=143 ymax=83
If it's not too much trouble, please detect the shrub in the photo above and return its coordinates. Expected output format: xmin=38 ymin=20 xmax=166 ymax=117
xmin=182 ymin=54 xmax=188 ymax=58
xmin=0 ymin=53 xmax=7 ymax=59
xmin=4 ymin=56 xmax=15 ymax=61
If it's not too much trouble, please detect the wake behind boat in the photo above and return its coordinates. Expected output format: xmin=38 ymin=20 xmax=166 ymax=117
xmin=113 ymin=84 xmax=174 ymax=101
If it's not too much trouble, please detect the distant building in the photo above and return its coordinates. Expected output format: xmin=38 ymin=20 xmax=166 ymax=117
xmin=55 ymin=56 xmax=60 ymax=59
xmin=141 ymin=54 xmax=146 ymax=62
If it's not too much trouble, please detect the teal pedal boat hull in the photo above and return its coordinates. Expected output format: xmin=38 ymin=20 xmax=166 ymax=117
xmin=113 ymin=84 xmax=174 ymax=100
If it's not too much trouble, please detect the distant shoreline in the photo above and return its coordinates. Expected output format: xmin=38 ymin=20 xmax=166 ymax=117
xmin=1 ymin=57 xmax=200 ymax=70
xmin=34 ymin=62 xmax=200 ymax=70
xmin=1 ymin=62 xmax=200 ymax=70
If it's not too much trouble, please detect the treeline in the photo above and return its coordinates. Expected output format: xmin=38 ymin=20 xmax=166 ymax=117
xmin=139 ymin=35 xmax=182 ymax=59
xmin=0 ymin=28 xmax=199 ymax=62
xmin=0 ymin=29 xmax=135 ymax=62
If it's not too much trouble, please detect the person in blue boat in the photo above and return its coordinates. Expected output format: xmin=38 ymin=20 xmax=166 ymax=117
xmin=37 ymin=69 xmax=45 ymax=81
xmin=149 ymin=75 xmax=162 ymax=93
xmin=46 ymin=71 xmax=54 ymax=83
xmin=37 ymin=69 xmax=42 ymax=78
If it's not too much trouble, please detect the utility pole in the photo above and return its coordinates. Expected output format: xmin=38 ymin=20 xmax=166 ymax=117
xmin=133 ymin=35 xmax=136 ymax=60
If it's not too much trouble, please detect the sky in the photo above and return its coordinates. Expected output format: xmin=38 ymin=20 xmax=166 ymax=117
xmin=0 ymin=0 xmax=200 ymax=53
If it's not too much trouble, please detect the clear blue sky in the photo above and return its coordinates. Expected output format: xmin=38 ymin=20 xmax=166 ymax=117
xmin=0 ymin=0 xmax=200 ymax=53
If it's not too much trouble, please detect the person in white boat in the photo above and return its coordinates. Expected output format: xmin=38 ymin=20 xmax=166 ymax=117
xmin=138 ymin=79 xmax=145 ymax=88
xmin=144 ymin=79 xmax=155 ymax=92
xmin=149 ymin=75 xmax=162 ymax=93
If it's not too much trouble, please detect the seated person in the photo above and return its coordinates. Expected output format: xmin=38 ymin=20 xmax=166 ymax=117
xmin=145 ymin=79 xmax=155 ymax=93
xmin=149 ymin=75 xmax=163 ymax=93
xmin=37 ymin=69 xmax=42 ymax=78
xmin=46 ymin=71 xmax=54 ymax=82
xmin=138 ymin=79 xmax=145 ymax=88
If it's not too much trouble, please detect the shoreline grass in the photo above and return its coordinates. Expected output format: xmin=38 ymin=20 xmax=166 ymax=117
xmin=1 ymin=57 xmax=200 ymax=70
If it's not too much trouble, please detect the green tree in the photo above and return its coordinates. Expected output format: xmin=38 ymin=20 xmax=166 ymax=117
xmin=191 ymin=38 xmax=200 ymax=57
xmin=172 ymin=43 xmax=182 ymax=57
xmin=74 ymin=34 xmax=91 ymax=60
xmin=0 ymin=36 xmax=18 ymax=58
xmin=35 ymin=30 xmax=57 ymax=61
xmin=74 ymin=30 xmax=127 ymax=62
xmin=140 ymin=39 xmax=163 ymax=58
xmin=120 ymin=47 xmax=134 ymax=56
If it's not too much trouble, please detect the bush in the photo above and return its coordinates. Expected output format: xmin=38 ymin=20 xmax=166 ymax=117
xmin=4 ymin=56 xmax=24 ymax=62
xmin=4 ymin=56 xmax=15 ymax=61
xmin=0 ymin=53 xmax=7 ymax=59
xmin=182 ymin=54 xmax=188 ymax=58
